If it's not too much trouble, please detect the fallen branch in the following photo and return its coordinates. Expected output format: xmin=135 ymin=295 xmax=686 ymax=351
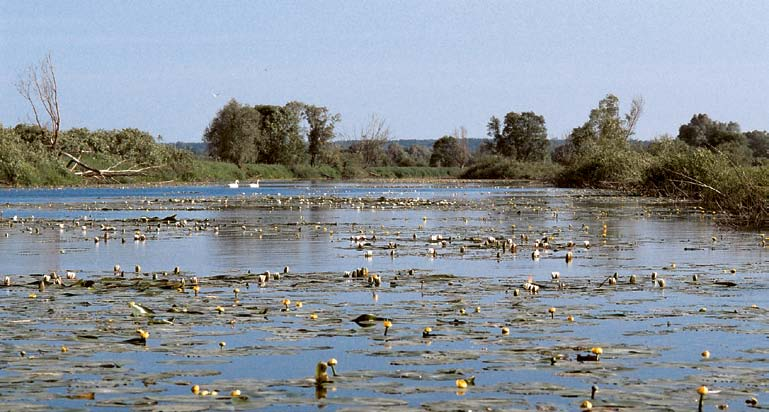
xmin=59 ymin=151 xmax=162 ymax=178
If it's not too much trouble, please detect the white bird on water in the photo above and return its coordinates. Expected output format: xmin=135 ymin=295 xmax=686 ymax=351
xmin=228 ymin=180 xmax=239 ymax=189
xmin=249 ymin=180 xmax=260 ymax=188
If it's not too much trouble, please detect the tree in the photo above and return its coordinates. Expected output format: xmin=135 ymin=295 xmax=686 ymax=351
xmin=745 ymin=130 xmax=769 ymax=159
xmin=347 ymin=114 xmax=390 ymax=166
xmin=452 ymin=126 xmax=471 ymax=164
xmin=558 ymin=94 xmax=645 ymax=164
xmin=678 ymin=114 xmax=743 ymax=148
xmin=577 ymin=95 xmax=622 ymax=144
xmin=304 ymin=105 xmax=340 ymax=166
xmin=406 ymin=144 xmax=432 ymax=167
xmin=13 ymin=55 xmax=163 ymax=180
xmin=624 ymin=96 xmax=644 ymax=140
xmin=16 ymin=53 xmax=61 ymax=147
xmin=203 ymin=99 xmax=261 ymax=166
xmin=430 ymin=135 xmax=468 ymax=167
xmin=385 ymin=142 xmax=408 ymax=166
xmin=487 ymin=111 xmax=548 ymax=161
xmin=254 ymin=104 xmax=305 ymax=165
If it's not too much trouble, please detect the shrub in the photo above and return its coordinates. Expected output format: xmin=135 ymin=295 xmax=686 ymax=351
xmin=462 ymin=155 xmax=560 ymax=180
xmin=554 ymin=142 xmax=644 ymax=188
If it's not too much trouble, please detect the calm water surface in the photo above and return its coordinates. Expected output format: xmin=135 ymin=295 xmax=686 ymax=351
xmin=0 ymin=181 xmax=766 ymax=411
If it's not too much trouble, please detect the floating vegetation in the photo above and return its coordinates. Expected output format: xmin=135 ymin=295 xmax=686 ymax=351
xmin=0 ymin=182 xmax=767 ymax=410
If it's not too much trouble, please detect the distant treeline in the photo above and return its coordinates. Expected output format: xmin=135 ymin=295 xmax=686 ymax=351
xmin=2 ymin=92 xmax=767 ymax=226
xmin=170 ymin=138 xmax=496 ymax=157
xmin=170 ymin=142 xmax=208 ymax=156
xmin=6 ymin=54 xmax=764 ymax=224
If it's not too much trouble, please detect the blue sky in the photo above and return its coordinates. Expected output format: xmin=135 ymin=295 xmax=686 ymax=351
xmin=2 ymin=1 xmax=768 ymax=142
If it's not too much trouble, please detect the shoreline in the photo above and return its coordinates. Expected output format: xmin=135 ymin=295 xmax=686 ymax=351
xmin=0 ymin=177 xmax=552 ymax=190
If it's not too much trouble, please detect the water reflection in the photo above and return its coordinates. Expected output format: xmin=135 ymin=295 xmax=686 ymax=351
xmin=0 ymin=182 xmax=767 ymax=411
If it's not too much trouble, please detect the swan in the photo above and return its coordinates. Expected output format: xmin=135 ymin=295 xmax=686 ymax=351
xmin=228 ymin=180 xmax=239 ymax=188
xmin=249 ymin=179 xmax=260 ymax=188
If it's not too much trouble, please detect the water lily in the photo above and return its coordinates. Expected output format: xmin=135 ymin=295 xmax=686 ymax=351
xmin=327 ymin=358 xmax=338 ymax=376
xmin=315 ymin=361 xmax=329 ymax=384
xmin=697 ymin=386 xmax=708 ymax=411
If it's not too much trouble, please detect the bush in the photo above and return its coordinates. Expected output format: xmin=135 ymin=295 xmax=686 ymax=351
xmin=461 ymin=155 xmax=560 ymax=180
xmin=554 ymin=142 xmax=644 ymax=188
xmin=0 ymin=127 xmax=77 ymax=186
xmin=639 ymin=139 xmax=768 ymax=226
xmin=554 ymin=138 xmax=769 ymax=227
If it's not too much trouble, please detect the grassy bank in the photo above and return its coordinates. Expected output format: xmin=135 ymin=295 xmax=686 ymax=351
xmin=368 ymin=166 xmax=460 ymax=179
xmin=178 ymin=160 xmax=341 ymax=182
xmin=0 ymin=154 xmax=464 ymax=187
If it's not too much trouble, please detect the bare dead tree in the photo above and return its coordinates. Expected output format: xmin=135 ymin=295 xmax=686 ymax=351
xmin=348 ymin=114 xmax=391 ymax=165
xmin=16 ymin=53 xmax=61 ymax=147
xmin=14 ymin=54 xmax=164 ymax=180
xmin=624 ymin=95 xmax=644 ymax=139
xmin=452 ymin=126 xmax=470 ymax=167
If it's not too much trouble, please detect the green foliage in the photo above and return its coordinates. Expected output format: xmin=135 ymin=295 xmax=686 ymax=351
xmin=339 ymin=152 xmax=367 ymax=179
xmin=745 ymin=130 xmax=769 ymax=160
xmin=430 ymin=136 xmax=469 ymax=167
xmin=203 ymin=99 xmax=260 ymax=166
xmin=675 ymin=115 xmax=769 ymax=166
xmin=254 ymin=104 xmax=306 ymax=164
xmin=555 ymin=137 xmax=769 ymax=227
xmin=368 ymin=166 xmax=460 ymax=179
xmin=181 ymin=159 xmax=245 ymax=182
xmin=405 ymin=145 xmax=432 ymax=166
xmin=678 ymin=114 xmax=743 ymax=148
xmin=555 ymin=141 xmax=645 ymax=188
xmin=462 ymin=155 xmax=561 ymax=180
xmin=558 ymin=94 xmax=642 ymax=164
xmin=303 ymin=104 xmax=341 ymax=166
xmin=156 ymin=160 xmax=333 ymax=181
xmin=486 ymin=111 xmax=548 ymax=161
xmin=641 ymin=139 xmax=768 ymax=226
xmin=347 ymin=139 xmax=388 ymax=166
xmin=0 ymin=126 xmax=77 ymax=185
xmin=203 ymin=100 xmax=322 ymax=167
xmin=0 ymin=124 xmax=199 ymax=186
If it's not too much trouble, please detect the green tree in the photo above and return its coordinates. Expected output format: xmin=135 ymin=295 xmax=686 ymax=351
xmin=678 ymin=114 xmax=743 ymax=148
xmin=303 ymin=104 xmax=340 ymax=166
xmin=430 ymin=135 xmax=468 ymax=167
xmin=573 ymin=94 xmax=642 ymax=147
xmin=203 ymin=99 xmax=261 ymax=166
xmin=406 ymin=144 xmax=432 ymax=167
xmin=558 ymin=94 xmax=644 ymax=164
xmin=385 ymin=142 xmax=416 ymax=166
xmin=487 ymin=111 xmax=548 ymax=161
xmin=254 ymin=104 xmax=305 ymax=164
xmin=745 ymin=130 xmax=769 ymax=159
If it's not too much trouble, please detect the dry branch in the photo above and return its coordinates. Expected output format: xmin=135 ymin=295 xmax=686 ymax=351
xmin=59 ymin=151 xmax=162 ymax=179
xmin=16 ymin=53 xmax=60 ymax=146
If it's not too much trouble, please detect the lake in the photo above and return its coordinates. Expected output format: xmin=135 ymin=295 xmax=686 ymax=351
xmin=0 ymin=181 xmax=766 ymax=411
